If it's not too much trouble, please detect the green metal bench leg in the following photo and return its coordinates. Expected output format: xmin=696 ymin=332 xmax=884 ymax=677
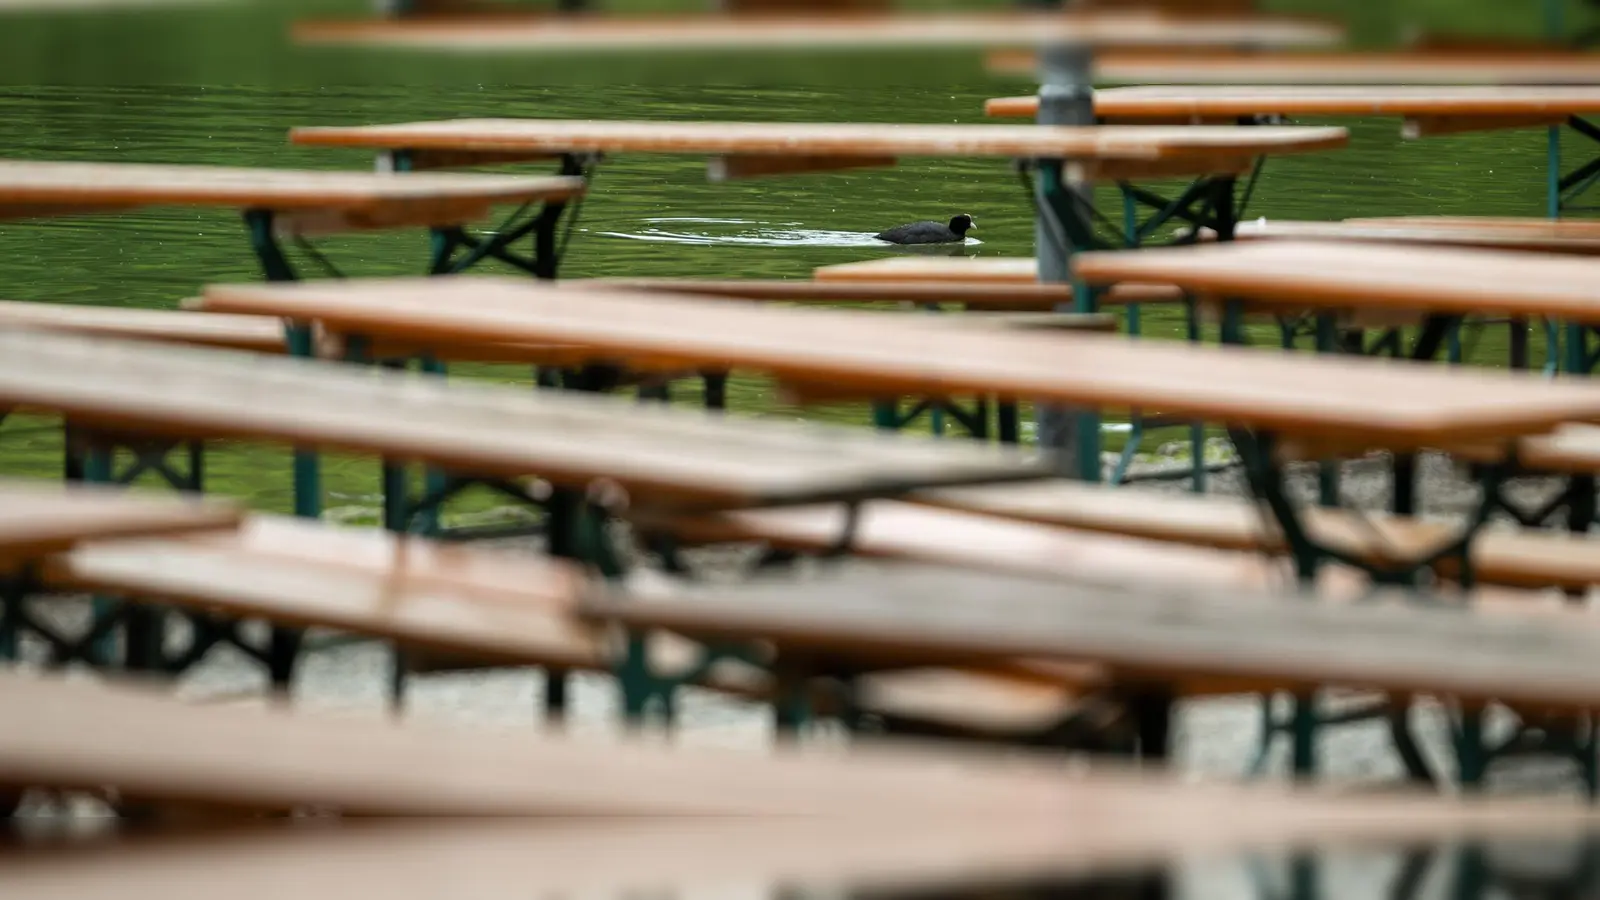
xmin=1453 ymin=707 xmax=1490 ymax=792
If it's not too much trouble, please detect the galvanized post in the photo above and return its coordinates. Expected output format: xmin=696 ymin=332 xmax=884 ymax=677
xmin=1034 ymin=42 xmax=1101 ymax=482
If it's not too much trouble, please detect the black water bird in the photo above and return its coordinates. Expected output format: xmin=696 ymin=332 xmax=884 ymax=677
xmin=875 ymin=214 xmax=976 ymax=245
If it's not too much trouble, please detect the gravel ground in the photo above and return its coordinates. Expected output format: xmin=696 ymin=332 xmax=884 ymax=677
xmin=12 ymin=448 xmax=1599 ymax=897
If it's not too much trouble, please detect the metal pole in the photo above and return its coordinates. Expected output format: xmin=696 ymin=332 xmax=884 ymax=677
xmin=1034 ymin=42 xmax=1101 ymax=482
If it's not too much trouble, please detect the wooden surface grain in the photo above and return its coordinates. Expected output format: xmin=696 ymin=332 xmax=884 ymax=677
xmin=289 ymin=118 xmax=1349 ymax=163
xmin=0 ymin=161 xmax=583 ymax=229
xmin=0 ymin=479 xmax=241 ymax=566
xmin=582 ymin=560 xmax=1600 ymax=711
xmin=200 ymin=274 xmax=1600 ymax=448
xmin=986 ymin=85 xmax=1600 ymax=120
xmin=988 ymin=49 xmax=1600 ymax=85
xmin=1072 ymin=239 xmax=1600 ymax=326
xmin=0 ymin=330 xmax=1044 ymax=511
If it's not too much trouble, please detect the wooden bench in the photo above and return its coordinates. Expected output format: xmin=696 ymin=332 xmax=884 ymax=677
xmin=290 ymin=10 xmax=1340 ymax=55
xmin=6 ymin=674 xmax=1594 ymax=894
xmin=0 ymin=159 xmax=583 ymax=236
xmin=34 ymin=513 xmax=1103 ymax=745
xmin=1072 ymin=239 xmax=1600 ymax=351
xmin=584 ymin=560 xmax=1600 ymax=721
xmin=1234 ymin=217 xmax=1600 ymax=256
xmin=986 ymin=49 xmax=1600 ymax=85
xmin=287 ymin=117 xmax=1349 ymax=185
xmin=985 ymin=85 xmax=1600 ymax=140
xmin=0 ymin=479 xmax=241 ymax=570
xmin=0 ymin=299 xmax=604 ymax=368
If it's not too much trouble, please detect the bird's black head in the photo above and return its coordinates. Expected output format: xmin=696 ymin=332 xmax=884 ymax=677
xmin=948 ymin=214 xmax=976 ymax=237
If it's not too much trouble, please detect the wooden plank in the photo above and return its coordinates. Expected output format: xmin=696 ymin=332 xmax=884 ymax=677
xmin=811 ymin=256 xmax=1187 ymax=307
xmin=915 ymin=479 xmax=1600 ymax=592
xmin=3 ymin=666 xmax=1521 ymax=829
xmin=0 ymin=301 xmax=288 ymax=354
xmin=290 ymin=11 xmax=1341 ymax=53
xmin=1403 ymin=113 xmax=1568 ymax=139
xmin=41 ymin=515 xmax=602 ymax=672
xmin=581 ymin=560 xmax=1600 ymax=713
xmin=985 ymin=85 xmax=1600 ymax=123
xmin=1345 ymin=216 xmax=1600 ymax=238
xmin=988 ymin=49 xmax=1600 ymax=85
xmin=11 ymin=795 xmax=1600 ymax=900
xmin=576 ymin=276 xmax=1087 ymax=311
xmin=199 ymin=275 xmax=1600 ymax=449
xmin=1072 ymin=240 xmax=1600 ymax=328
xmin=0 ymin=160 xmax=584 ymax=223
xmin=1235 ymin=218 xmax=1600 ymax=255
xmin=0 ymin=480 xmax=241 ymax=566
xmin=289 ymin=119 xmax=1350 ymax=164
xmin=0 ymin=330 xmax=1045 ymax=512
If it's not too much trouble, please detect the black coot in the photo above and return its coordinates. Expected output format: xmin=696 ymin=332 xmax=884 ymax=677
xmin=874 ymin=213 xmax=976 ymax=245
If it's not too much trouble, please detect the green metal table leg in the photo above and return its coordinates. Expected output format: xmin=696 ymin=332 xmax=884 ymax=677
xmin=1454 ymin=707 xmax=1489 ymax=793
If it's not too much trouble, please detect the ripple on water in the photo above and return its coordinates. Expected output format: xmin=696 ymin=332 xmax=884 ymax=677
xmin=595 ymin=216 xmax=984 ymax=249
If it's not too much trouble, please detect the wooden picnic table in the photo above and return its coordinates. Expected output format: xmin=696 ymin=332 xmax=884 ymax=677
xmin=7 ymin=802 xmax=1600 ymax=900
xmin=0 ymin=479 xmax=240 ymax=569
xmin=988 ymin=49 xmax=1600 ymax=85
xmin=290 ymin=10 xmax=1342 ymax=53
xmin=1 ymin=667 xmax=1596 ymax=827
xmin=0 ymin=159 xmax=586 ymax=283
xmin=1234 ymin=217 xmax=1600 ymax=255
xmin=584 ymin=560 xmax=1600 ymax=716
xmin=985 ymin=85 xmax=1600 ymax=140
xmin=197 ymin=273 xmax=1600 ymax=584
xmin=200 ymin=274 xmax=1600 ymax=451
xmin=289 ymin=118 xmax=1350 ymax=184
xmin=1071 ymin=239 xmax=1600 ymax=361
xmin=0 ymin=329 xmax=1044 ymax=516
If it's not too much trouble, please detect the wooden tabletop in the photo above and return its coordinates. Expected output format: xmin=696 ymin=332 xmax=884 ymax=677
xmin=2 ymin=671 xmax=1597 ymax=848
xmin=0 ymin=479 xmax=241 ymax=567
xmin=987 ymin=85 xmax=1600 ymax=123
xmin=289 ymin=119 xmax=1350 ymax=164
xmin=0 ymin=330 xmax=1045 ymax=511
xmin=10 ymin=810 xmax=1600 ymax=900
xmin=291 ymin=10 xmax=1341 ymax=52
xmin=198 ymin=274 xmax=1600 ymax=449
xmin=989 ymin=49 xmax=1600 ymax=85
xmin=0 ymin=160 xmax=585 ymax=229
xmin=1233 ymin=218 xmax=1600 ymax=255
xmin=43 ymin=514 xmax=603 ymax=673
xmin=1072 ymin=240 xmax=1600 ymax=327
xmin=0 ymin=300 xmax=289 ymax=354
xmin=584 ymin=560 xmax=1600 ymax=713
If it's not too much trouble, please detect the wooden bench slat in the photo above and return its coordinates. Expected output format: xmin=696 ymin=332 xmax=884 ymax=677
xmin=1235 ymin=218 xmax=1600 ymax=255
xmin=1073 ymin=239 xmax=1600 ymax=328
xmin=0 ymin=479 xmax=241 ymax=568
xmin=288 ymin=119 xmax=1350 ymax=164
xmin=0 ymin=159 xmax=585 ymax=209
xmin=988 ymin=49 xmax=1600 ymax=85
xmin=986 ymin=85 xmax=1600 ymax=123
xmin=583 ymin=561 xmax=1600 ymax=713
xmin=290 ymin=11 xmax=1340 ymax=52
xmin=917 ymin=480 xmax=1600 ymax=592
xmin=199 ymin=275 xmax=1600 ymax=449
xmin=0 ymin=330 xmax=1043 ymax=511
xmin=811 ymin=257 xmax=1186 ymax=306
